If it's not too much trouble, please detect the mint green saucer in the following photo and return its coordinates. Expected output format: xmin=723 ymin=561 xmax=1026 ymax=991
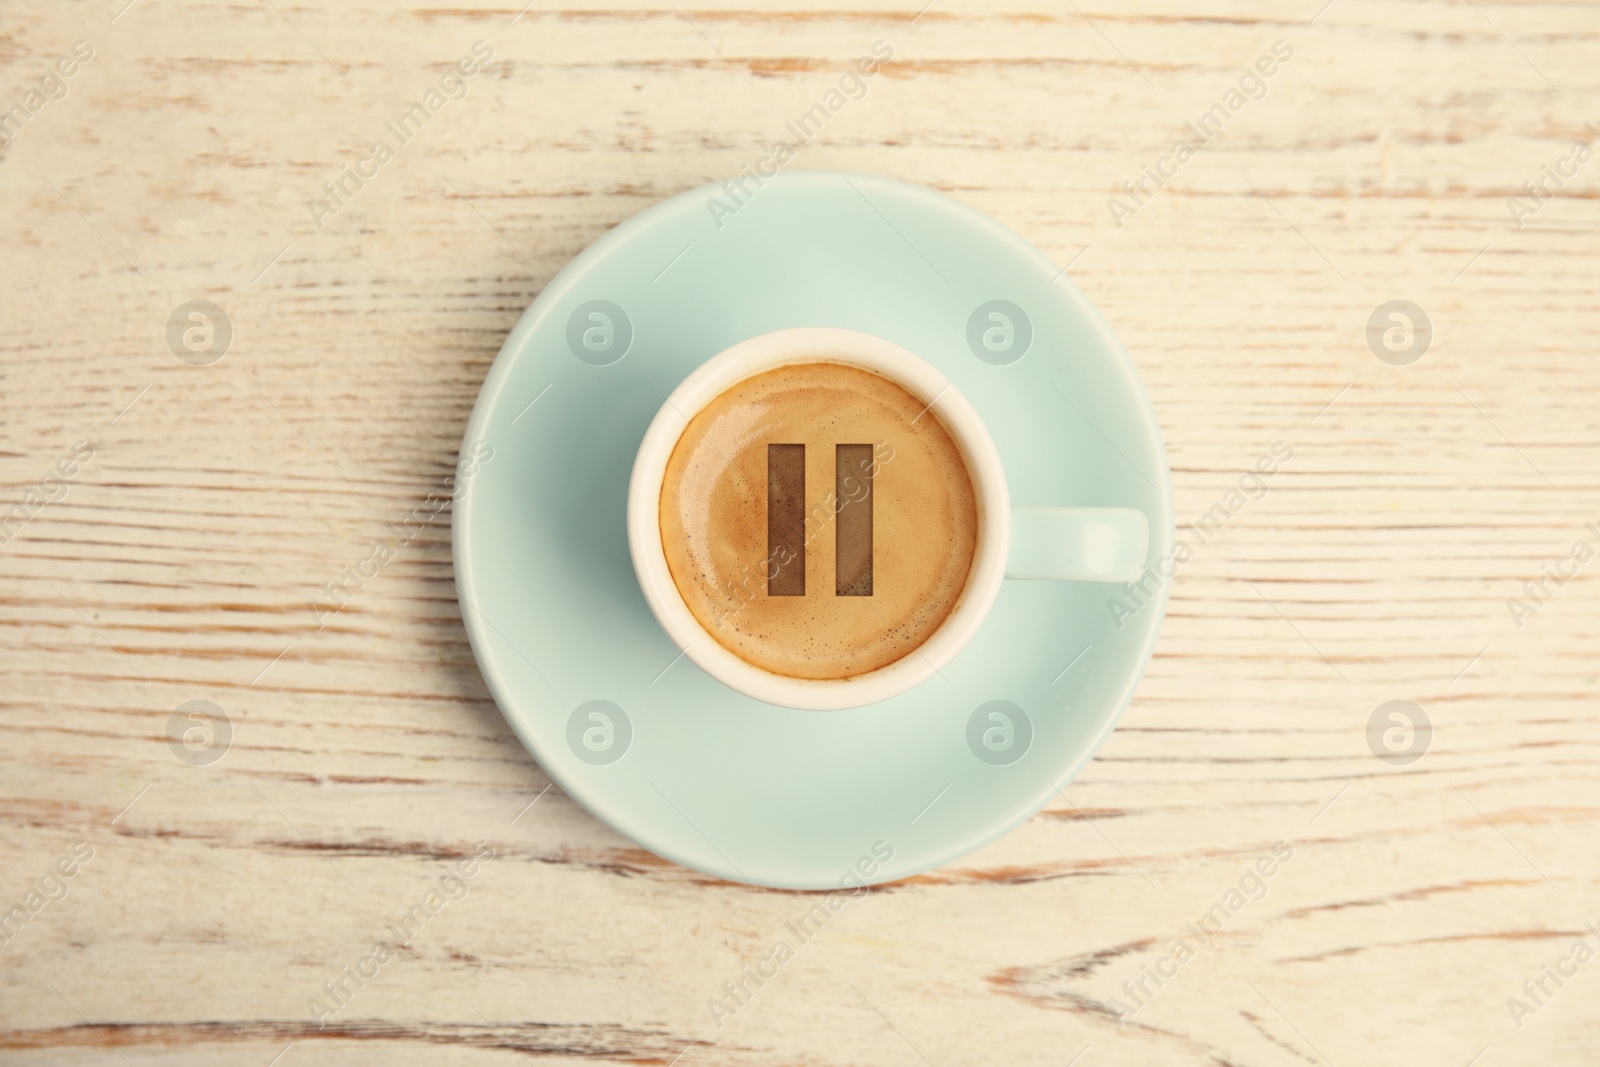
xmin=453 ymin=171 xmax=1172 ymax=889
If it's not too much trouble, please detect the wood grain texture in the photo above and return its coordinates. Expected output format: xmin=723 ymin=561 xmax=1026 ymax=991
xmin=3 ymin=0 xmax=1599 ymax=1064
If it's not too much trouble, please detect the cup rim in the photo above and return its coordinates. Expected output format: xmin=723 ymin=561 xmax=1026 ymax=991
xmin=626 ymin=326 xmax=1010 ymax=711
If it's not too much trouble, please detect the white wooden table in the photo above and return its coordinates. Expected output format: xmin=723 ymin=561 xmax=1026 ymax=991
xmin=3 ymin=1 xmax=1598 ymax=1063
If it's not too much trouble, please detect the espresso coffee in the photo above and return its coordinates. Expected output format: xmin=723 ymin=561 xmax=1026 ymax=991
xmin=659 ymin=361 xmax=978 ymax=680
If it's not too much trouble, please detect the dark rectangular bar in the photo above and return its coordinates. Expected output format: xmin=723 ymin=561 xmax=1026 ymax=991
xmin=835 ymin=444 xmax=873 ymax=596
xmin=767 ymin=443 xmax=806 ymax=596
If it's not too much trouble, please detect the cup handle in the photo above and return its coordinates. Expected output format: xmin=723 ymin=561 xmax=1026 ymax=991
xmin=1005 ymin=506 xmax=1149 ymax=582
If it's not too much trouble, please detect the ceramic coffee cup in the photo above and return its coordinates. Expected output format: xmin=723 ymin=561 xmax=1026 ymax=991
xmin=627 ymin=327 xmax=1148 ymax=711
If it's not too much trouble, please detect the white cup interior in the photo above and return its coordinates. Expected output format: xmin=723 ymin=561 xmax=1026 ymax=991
xmin=627 ymin=327 xmax=1011 ymax=711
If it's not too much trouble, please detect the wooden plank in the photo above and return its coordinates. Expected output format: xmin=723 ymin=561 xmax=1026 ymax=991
xmin=2 ymin=1 xmax=1598 ymax=1064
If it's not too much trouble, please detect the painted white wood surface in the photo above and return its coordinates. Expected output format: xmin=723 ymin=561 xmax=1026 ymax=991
xmin=2 ymin=0 xmax=1598 ymax=1063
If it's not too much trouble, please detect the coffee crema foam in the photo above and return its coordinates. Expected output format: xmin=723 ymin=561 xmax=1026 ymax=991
xmin=659 ymin=361 xmax=978 ymax=680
